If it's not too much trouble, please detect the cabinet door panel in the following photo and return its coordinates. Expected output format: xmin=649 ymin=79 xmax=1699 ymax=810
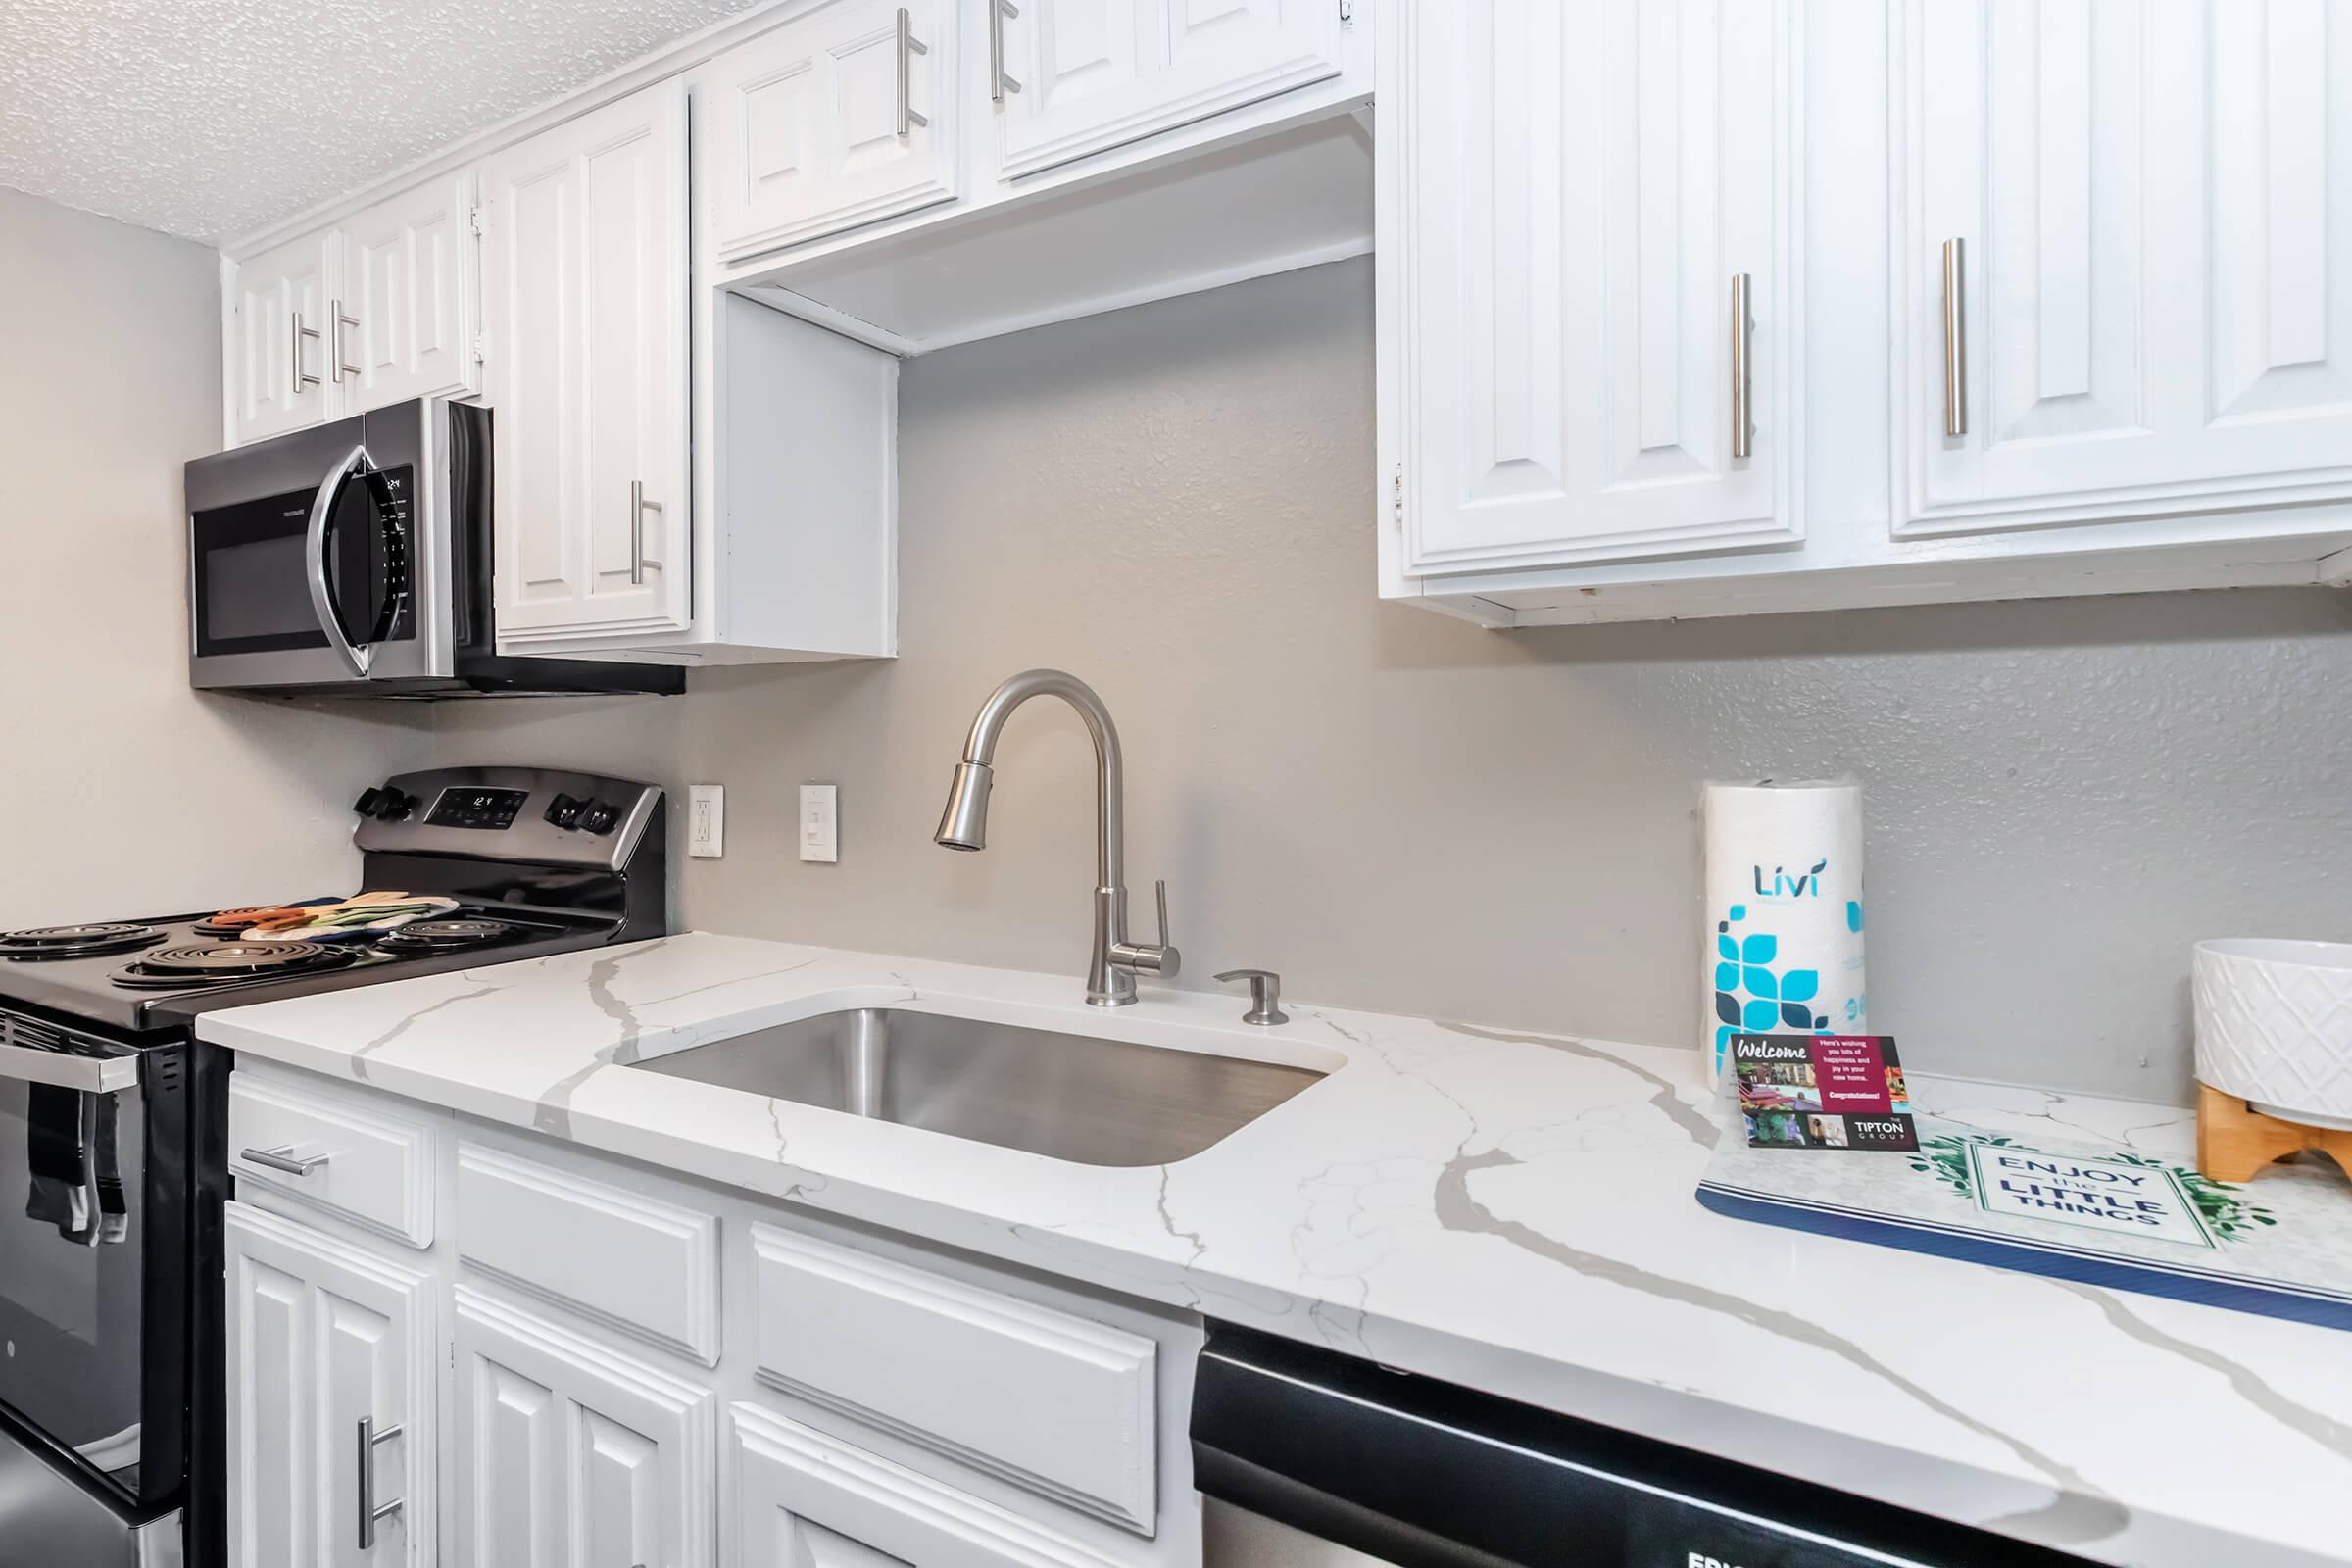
xmin=731 ymin=1403 xmax=1111 ymax=1568
xmin=452 ymin=1285 xmax=715 ymax=1568
xmin=709 ymin=0 xmax=959 ymax=262
xmin=996 ymin=0 xmax=1345 ymax=178
xmin=342 ymin=173 xmax=480 ymax=413
xmin=481 ymin=81 xmax=693 ymax=643
xmin=1401 ymin=0 xmax=1797 ymax=574
xmin=229 ymin=229 xmax=336 ymax=445
xmin=224 ymin=1201 xmax=432 ymax=1568
xmin=1902 ymin=0 xmax=2352 ymax=533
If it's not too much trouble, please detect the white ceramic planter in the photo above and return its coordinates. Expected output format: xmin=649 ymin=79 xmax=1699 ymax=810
xmin=2193 ymin=939 xmax=2352 ymax=1130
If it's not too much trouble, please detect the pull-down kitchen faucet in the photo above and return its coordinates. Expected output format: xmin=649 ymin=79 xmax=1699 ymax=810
xmin=935 ymin=669 xmax=1179 ymax=1006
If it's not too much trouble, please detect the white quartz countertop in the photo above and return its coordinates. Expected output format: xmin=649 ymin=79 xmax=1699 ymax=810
xmin=198 ymin=933 xmax=2352 ymax=1568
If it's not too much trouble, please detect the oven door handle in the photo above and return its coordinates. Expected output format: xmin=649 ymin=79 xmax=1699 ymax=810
xmin=0 ymin=1040 xmax=137 ymax=1094
xmin=305 ymin=442 xmax=391 ymax=678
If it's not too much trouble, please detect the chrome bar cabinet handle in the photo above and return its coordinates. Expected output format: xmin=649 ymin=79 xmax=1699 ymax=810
xmin=241 ymin=1144 xmax=330 ymax=1177
xmin=332 ymin=299 xmax=361 ymax=383
xmin=292 ymin=310 xmax=321 ymax=391
xmin=1941 ymin=237 xmax=1968 ymax=438
xmin=1730 ymin=271 xmax=1752 ymax=461
xmin=897 ymin=7 xmax=929 ymax=135
xmin=357 ymin=1416 xmax=405 ymax=1550
xmin=990 ymin=0 xmax=1021 ymax=102
xmin=629 ymin=479 xmax=664 ymax=585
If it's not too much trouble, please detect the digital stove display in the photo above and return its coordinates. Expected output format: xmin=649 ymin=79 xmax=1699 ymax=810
xmin=425 ymin=786 xmax=527 ymax=830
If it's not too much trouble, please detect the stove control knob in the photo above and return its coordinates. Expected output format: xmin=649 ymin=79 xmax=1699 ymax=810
xmin=354 ymin=785 xmax=414 ymax=822
xmin=543 ymin=792 xmax=585 ymax=830
xmin=579 ymin=800 xmax=621 ymax=835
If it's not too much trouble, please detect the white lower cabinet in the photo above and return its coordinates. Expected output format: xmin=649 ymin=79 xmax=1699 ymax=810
xmin=224 ymin=1062 xmax=1200 ymax=1568
xmin=452 ymin=1285 xmax=717 ymax=1568
xmin=224 ymin=1201 xmax=434 ymax=1568
xmin=732 ymin=1403 xmax=1113 ymax=1568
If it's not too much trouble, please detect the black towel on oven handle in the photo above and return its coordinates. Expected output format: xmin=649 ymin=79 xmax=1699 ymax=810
xmin=93 ymin=1090 xmax=127 ymax=1245
xmin=24 ymin=1083 xmax=98 ymax=1244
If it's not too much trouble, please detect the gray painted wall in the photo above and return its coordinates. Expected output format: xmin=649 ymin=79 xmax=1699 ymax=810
xmin=435 ymin=258 xmax=2352 ymax=1102
xmin=0 ymin=186 xmax=429 ymax=924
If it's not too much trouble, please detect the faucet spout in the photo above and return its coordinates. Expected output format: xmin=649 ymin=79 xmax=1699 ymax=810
xmin=940 ymin=669 xmax=1123 ymax=892
xmin=935 ymin=669 xmax=1175 ymax=1006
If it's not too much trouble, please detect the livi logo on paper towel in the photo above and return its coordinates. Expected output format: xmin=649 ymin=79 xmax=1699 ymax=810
xmin=1752 ymin=857 xmax=1829 ymax=898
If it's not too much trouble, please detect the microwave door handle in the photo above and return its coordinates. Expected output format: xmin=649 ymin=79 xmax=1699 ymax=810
xmin=305 ymin=443 xmax=375 ymax=677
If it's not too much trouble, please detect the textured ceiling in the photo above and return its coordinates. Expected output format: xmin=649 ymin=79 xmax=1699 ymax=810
xmin=0 ymin=0 xmax=761 ymax=244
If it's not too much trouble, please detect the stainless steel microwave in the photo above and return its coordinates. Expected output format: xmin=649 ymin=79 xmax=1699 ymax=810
xmin=185 ymin=399 xmax=680 ymax=697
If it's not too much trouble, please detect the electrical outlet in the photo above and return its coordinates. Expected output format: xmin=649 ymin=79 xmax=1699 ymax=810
xmin=688 ymin=785 xmax=724 ymax=858
xmin=799 ymin=784 xmax=838 ymax=863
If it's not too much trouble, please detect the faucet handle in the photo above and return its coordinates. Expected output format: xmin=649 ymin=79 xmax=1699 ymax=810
xmin=1147 ymin=879 xmax=1180 ymax=980
xmin=1214 ymin=968 xmax=1288 ymax=1027
xmin=1111 ymin=880 xmax=1181 ymax=981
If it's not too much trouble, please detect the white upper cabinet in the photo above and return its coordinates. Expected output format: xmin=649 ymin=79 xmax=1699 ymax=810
xmin=341 ymin=173 xmax=482 ymax=412
xmin=480 ymin=80 xmax=695 ymax=645
xmin=225 ymin=1202 xmax=434 ymax=1568
xmin=1902 ymin=0 xmax=2352 ymax=536
xmin=224 ymin=179 xmax=482 ymax=447
xmin=991 ymin=0 xmax=1348 ymax=179
xmin=227 ymin=229 xmax=334 ymax=446
xmin=708 ymin=0 xmax=961 ymax=263
xmin=1394 ymin=0 xmax=1796 ymax=577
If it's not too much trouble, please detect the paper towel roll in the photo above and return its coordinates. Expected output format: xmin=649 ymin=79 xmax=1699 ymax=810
xmin=1703 ymin=781 xmax=1867 ymax=1089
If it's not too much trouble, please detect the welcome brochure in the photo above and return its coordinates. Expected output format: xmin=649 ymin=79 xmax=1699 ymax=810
xmin=1734 ymin=1033 xmax=1917 ymax=1151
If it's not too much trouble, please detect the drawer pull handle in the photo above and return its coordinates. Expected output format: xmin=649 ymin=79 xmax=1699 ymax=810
xmin=241 ymin=1144 xmax=329 ymax=1177
xmin=357 ymin=1416 xmax=405 ymax=1550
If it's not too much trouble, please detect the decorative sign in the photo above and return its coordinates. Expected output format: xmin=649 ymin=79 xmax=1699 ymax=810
xmin=1963 ymin=1144 xmax=2214 ymax=1249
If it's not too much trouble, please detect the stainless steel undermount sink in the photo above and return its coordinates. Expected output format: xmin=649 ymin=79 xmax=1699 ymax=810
xmin=628 ymin=1007 xmax=1326 ymax=1166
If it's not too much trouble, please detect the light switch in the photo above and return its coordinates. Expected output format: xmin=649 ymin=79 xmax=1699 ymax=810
xmin=799 ymin=784 xmax=838 ymax=863
xmin=687 ymin=785 xmax=724 ymax=858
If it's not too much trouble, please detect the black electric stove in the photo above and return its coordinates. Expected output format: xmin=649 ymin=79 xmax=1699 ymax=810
xmin=0 ymin=766 xmax=666 ymax=1568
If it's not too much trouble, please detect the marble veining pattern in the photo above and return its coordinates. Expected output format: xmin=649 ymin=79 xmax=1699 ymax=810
xmin=197 ymin=933 xmax=2352 ymax=1568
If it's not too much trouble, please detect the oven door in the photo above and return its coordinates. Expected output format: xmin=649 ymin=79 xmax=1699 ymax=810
xmin=186 ymin=400 xmax=454 ymax=690
xmin=0 ymin=1033 xmax=176 ymax=1514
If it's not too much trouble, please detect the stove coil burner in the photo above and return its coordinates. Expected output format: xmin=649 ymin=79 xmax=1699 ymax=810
xmin=111 ymin=941 xmax=362 ymax=989
xmin=0 ymin=923 xmax=168 ymax=960
xmin=191 ymin=907 xmax=296 ymax=940
xmin=372 ymin=917 xmax=521 ymax=956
